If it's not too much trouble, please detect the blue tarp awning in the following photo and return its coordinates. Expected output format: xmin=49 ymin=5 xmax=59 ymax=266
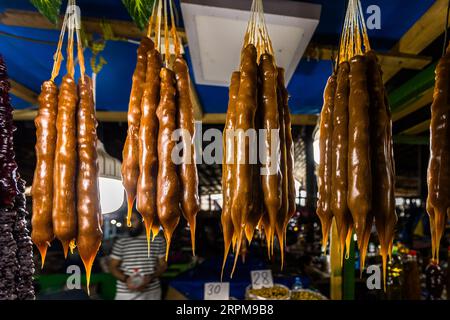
xmin=0 ymin=0 xmax=435 ymax=115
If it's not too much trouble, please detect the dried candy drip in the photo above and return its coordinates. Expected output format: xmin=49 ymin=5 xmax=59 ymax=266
xmin=260 ymin=212 xmax=273 ymax=259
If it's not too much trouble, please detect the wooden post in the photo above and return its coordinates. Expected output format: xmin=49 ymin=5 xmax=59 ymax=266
xmin=343 ymin=231 xmax=356 ymax=300
xmin=330 ymin=218 xmax=342 ymax=300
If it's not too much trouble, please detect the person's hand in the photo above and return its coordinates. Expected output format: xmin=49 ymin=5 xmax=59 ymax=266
xmin=135 ymin=275 xmax=153 ymax=292
xmin=126 ymin=276 xmax=138 ymax=291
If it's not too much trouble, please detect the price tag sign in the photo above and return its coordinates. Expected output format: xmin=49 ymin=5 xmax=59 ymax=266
xmin=204 ymin=282 xmax=230 ymax=300
xmin=251 ymin=269 xmax=274 ymax=289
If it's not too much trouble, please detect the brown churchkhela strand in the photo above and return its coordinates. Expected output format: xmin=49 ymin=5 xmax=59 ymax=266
xmin=230 ymin=44 xmax=258 ymax=276
xmin=221 ymin=71 xmax=240 ymax=277
xmin=384 ymin=90 xmax=396 ymax=258
xmin=276 ymin=65 xmax=288 ymax=269
xmin=174 ymin=55 xmax=200 ymax=256
xmin=317 ymin=74 xmax=336 ymax=250
xmin=52 ymin=75 xmax=78 ymax=257
xmin=244 ymin=68 xmax=263 ymax=245
xmin=259 ymin=53 xmax=281 ymax=259
xmin=156 ymin=68 xmax=181 ymax=261
xmin=122 ymin=37 xmax=153 ymax=227
xmin=256 ymin=66 xmax=271 ymax=259
xmin=365 ymin=50 xmax=397 ymax=284
xmin=427 ymin=46 xmax=450 ymax=262
xmin=137 ymin=44 xmax=162 ymax=251
xmin=278 ymin=68 xmax=296 ymax=227
xmin=331 ymin=62 xmax=353 ymax=262
xmin=348 ymin=55 xmax=372 ymax=270
xmin=31 ymin=80 xmax=58 ymax=267
xmin=76 ymin=75 xmax=102 ymax=293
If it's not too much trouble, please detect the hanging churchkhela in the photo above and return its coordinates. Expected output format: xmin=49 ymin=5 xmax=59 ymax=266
xmin=0 ymin=55 xmax=35 ymax=300
xmin=221 ymin=0 xmax=295 ymax=277
xmin=426 ymin=43 xmax=450 ymax=263
xmin=317 ymin=0 xmax=397 ymax=284
xmin=122 ymin=0 xmax=199 ymax=258
xmin=31 ymin=0 xmax=102 ymax=293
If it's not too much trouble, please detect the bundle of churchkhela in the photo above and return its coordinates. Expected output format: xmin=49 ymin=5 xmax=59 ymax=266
xmin=31 ymin=0 xmax=102 ymax=293
xmin=426 ymin=44 xmax=450 ymax=263
xmin=122 ymin=0 xmax=199 ymax=258
xmin=221 ymin=0 xmax=295 ymax=277
xmin=317 ymin=0 xmax=397 ymax=284
xmin=0 ymin=55 xmax=35 ymax=300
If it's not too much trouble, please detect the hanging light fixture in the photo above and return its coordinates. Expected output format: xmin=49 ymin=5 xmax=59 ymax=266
xmin=90 ymin=62 xmax=124 ymax=214
xmin=97 ymin=140 xmax=124 ymax=214
xmin=313 ymin=124 xmax=320 ymax=165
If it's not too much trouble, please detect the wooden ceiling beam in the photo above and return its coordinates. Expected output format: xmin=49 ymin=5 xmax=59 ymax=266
xmin=393 ymin=135 xmax=429 ymax=145
xmin=13 ymin=110 xmax=128 ymax=122
xmin=384 ymin=0 xmax=448 ymax=83
xmin=386 ymin=0 xmax=447 ymax=125
xmin=0 ymin=9 xmax=186 ymax=41
xmin=291 ymin=114 xmax=318 ymax=126
xmin=189 ymin=80 xmax=204 ymax=121
xmin=389 ymin=62 xmax=435 ymax=122
xmin=2 ymin=8 xmax=432 ymax=80
xmin=14 ymin=109 xmax=318 ymax=126
xmin=305 ymin=45 xmax=431 ymax=74
xmin=392 ymin=0 xmax=449 ymax=55
xmin=400 ymin=120 xmax=431 ymax=135
xmin=391 ymin=87 xmax=433 ymax=122
xmin=8 ymin=79 xmax=38 ymax=105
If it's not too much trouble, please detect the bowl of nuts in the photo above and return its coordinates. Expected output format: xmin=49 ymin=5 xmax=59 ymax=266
xmin=290 ymin=289 xmax=327 ymax=300
xmin=246 ymin=284 xmax=291 ymax=300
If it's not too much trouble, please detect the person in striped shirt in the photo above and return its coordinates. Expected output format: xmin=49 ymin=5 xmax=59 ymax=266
xmin=109 ymin=211 xmax=167 ymax=300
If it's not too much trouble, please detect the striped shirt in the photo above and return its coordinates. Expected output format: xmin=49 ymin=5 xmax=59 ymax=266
xmin=110 ymin=232 xmax=166 ymax=293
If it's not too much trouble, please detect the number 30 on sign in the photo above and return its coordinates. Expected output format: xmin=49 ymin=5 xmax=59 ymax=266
xmin=204 ymin=282 xmax=230 ymax=300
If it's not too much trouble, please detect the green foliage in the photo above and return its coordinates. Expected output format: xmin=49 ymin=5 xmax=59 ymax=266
xmin=30 ymin=0 xmax=62 ymax=25
xmin=122 ymin=0 xmax=155 ymax=31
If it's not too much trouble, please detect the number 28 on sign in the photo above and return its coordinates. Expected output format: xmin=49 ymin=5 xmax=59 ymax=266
xmin=251 ymin=270 xmax=274 ymax=289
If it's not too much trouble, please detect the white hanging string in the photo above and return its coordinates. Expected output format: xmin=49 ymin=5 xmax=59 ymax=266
xmin=50 ymin=3 xmax=71 ymax=81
